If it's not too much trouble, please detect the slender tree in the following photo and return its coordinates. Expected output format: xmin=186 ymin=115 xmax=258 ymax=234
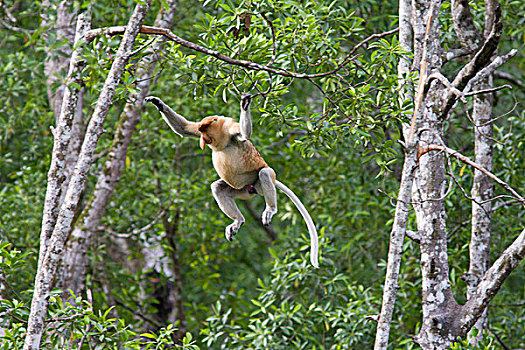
xmin=24 ymin=2 xmax=151 ymax=348
xmin=375 ymin=0 xmax=524 ymax=348
xmin=60 ymin=0 xmax=177 ymax=299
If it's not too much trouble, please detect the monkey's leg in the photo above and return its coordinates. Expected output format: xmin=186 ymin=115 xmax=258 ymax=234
xmin=257 ymin=168 xmax=278 ymax=226
xmin=211 ymin=180 xmax=253 ymax=241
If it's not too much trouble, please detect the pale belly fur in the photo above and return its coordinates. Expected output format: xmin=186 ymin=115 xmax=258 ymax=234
xmin=212 ymin=141 xmax=267 ymax=189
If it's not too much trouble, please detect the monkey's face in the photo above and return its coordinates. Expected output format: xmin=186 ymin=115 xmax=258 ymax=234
xmin=198 ymin=116 xmax=226 ymax=150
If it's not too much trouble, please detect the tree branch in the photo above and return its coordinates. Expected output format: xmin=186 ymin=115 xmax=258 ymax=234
xmin=451 ymin=0 xmax=483 ymax=51
xmin=451 ymin=4 xmax=502 ymax=91
xmin=84 ymin=24 xmax=398 ymax=79
xmin=464 ymin=84 xmax=511 ymax=97
xmin=24 ymin=3 xmax=151 ymax=349
xmin=405 ymin=230 xmax=421 ymax=244
xmin=426 ymin=72 xmax=465 ymax=101
xmin=455 ymin=228 xmax=525 ymax=338
xmin=465 ymin=49 xmax=518 ymax=92
xmin=418 ymin=144 xmax=525 ymax=206
xmin=374 ymin=146 xmax=418 ymax=349
xmin=493 ymin=71 xmax=524 ymax=89
xmin=242 ymin=201 xmax=277 ymax=241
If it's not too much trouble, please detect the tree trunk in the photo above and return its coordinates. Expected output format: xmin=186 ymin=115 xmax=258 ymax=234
xmin=24 ymin=3 xmax=151 ymax=348
xmin=407 ymin=0 xmax=523 ymax=347
xmin=467 ymin=74 xmax=494 ymax=342
xmin=409 ymin=1 xmax=460 ymax=347
xmin=36 ymin=2 xmax=88 ymax=276
xmin=374 ymin=148 xmax=417 ymax=349
xmin=373 ymin=0 xmax=414 ymax=346
xmin=41 ymin=0 xmax=76 ymax=119
xmin=450 ymin=0 xmax=497 ymax=343
xmin=60 ymin=0 xmax=177 ymax=297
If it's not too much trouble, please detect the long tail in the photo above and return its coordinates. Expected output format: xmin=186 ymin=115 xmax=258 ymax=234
xmin=275 ymin=180 xmax=319 ymax=268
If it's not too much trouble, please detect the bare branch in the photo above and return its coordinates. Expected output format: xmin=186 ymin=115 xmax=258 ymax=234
xmin=0 ymin=1 xmax=17 ymax=23
xmin=493 ymin=71 xmax=524 ymax=89
xmin=456 ymin=228 xmax=525 ymax=338
xmin=113 ymin=297 xmax=163 ymax=329
xmin=426 ymin=72 xmax=465 ymax=101
xmin=450 ymin=4 xmax=503 ymax=91
xmin=374 ymin=146 xmax=418 ymax=349
xmin=242 ymin=202 xmax=277 ymax=241
xmin=464 ymin=84 xmax=511 ymax=97
xmin=419 ymin=144 xmax=525 ymax=206
xmin=405 ymin=230 xmax=421 ymax=244
xmin=465 ymin=49 xmax=518 ymax=92
xmin=474 ymin=96 xmax=518 ymax=127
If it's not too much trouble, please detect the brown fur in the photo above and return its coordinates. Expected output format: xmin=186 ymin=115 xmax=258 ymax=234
xmin=198 ymin=116 xmax=268 ymax=189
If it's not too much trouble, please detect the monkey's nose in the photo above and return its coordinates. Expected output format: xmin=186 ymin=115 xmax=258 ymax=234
xmin=198 ymin=124 xmax=208 ymax=132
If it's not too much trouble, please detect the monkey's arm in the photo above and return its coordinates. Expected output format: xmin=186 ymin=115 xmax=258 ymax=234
xmin=238 ymin=93 xmax=252 ymax=141
xmin=145 ymin=96 xmax=200 ymax=138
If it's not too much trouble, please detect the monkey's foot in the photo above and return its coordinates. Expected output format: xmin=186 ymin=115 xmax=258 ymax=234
xmin=262 ymin=206 xmax=277 ymax=226
xmin=225 ymin=221 xmax=243 ymax=241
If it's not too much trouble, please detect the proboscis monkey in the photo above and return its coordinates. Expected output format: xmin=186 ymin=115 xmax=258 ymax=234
xmin=145 ymin=94 xmax=319 ymax=268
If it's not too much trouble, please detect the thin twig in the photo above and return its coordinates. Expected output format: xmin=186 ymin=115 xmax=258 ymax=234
xmin=464 ymin=84 xmax=511 ymax=97
xmin=113 ymin=297 xmax=163 ymax=328
xmin=0 ymin=1 xmax=17 ymax=23
xmin=475 ymin=96 xmax=518 ymax=127
xmin=490 ymin=329 xmax=511 ymax=350
xmin=494 ymin=71 xmax=524 ymax=89
xmin=129 ymin=37 xmax=157 ymax=57
xmin=108 ymin=208 xmax=167 ymax=238
xmin=307 ymin=77 xmax=350 ymax=120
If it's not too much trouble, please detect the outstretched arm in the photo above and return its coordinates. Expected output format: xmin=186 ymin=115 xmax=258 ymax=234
xmin=145 ymin=96 xmax=200 ymax=138
xmin=239 ymin=93 xmax=252 ymax=140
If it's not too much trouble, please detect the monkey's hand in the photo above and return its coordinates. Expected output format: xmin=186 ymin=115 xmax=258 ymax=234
xmin=145 ymin=96 xmax=200 ymax=138
xmin=145 ymin=96 xmax=164 ymax=112
xmin=240 ymin=93 xmax=252 ymax=111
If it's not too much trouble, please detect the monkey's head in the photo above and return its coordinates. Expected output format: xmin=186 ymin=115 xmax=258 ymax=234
xmin=198 ymin=116 xmax=228 ymax=150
